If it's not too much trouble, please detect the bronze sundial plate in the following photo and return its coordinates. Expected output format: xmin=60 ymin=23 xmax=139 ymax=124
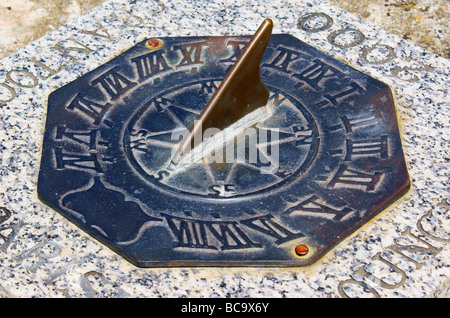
xmin=37 ymin=33 xmax=410 ymax=267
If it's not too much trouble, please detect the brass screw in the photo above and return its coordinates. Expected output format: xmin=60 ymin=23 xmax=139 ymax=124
xmin=295 ymin=244 xmax=309 ymax=256
xmin=146 ymin=39 xmax=163 ymax=49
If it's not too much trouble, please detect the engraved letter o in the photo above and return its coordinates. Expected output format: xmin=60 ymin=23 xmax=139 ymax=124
xmin=0 ymin=82 xmax=16 ymax=105
xmin=297 ymin=12 xmax=334 ymax=33
xmin=328 ymin=28 xmax=365 ymax=48
xmin=6 ymin=69 xmax=38 ymax=88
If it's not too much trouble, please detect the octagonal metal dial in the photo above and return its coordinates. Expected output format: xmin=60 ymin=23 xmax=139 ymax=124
xmin=38 ymin=32 xmax=410 ymax=267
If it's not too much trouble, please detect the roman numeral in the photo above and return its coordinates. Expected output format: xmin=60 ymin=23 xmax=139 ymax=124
xmin=162 ymin=214 xmax=260 ymax=250
xmin=91 ymin=66 xmax=137 ymax=100
xmin=315 ymin=81 xmax=365 ymax=109
xmin=263 ymin=46 xmax=308 ymax=74
xmin=221 ymin=40 xmax=248 ymax=63
xmin=55 ymin=125 xmax=99 ymax=150
xmin=344 ymin=135 xmax=389 ymax=160
xmin=54 ymin=147 xmax=102 ymax=173
xmin=240 ymin=214 xmax=305 ymax=245
xmin=324 ymin=82 xmax=364 ymax=105
xmin=52 ymin=125 xmax=111 ymax=173
xmin=294 ymin=59 xmax=346 ymax=91
xmin=163 ymin=213 xmax=215 ymax=249
xmin=162 ymin=213 xmax=307 ymax=250
xmin=341 ymin=112 xmax=381 ymax=133
xmin=284 ymin=195 xmax=353 ymax=221
xmin=328 ymin=164 xmax=383 ymax=192
xmin=329 ymin=110 xmax=383 ymax=133
xmin=173 ymin=41 xmax=209 ymax=69
xmin=207 ymin=221 xmax=261 ymax=251
xmin=131 ymin=50 xmax=171 ymax=82
xmin=66 ymin=93 xmax=111 ymax=125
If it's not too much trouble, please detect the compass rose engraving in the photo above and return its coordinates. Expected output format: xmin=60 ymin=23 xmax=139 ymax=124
xmin=124 ymin=81 xmax=319 ymax=198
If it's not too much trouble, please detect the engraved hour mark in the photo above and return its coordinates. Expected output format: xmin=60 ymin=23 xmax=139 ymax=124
xmin=55 ymin=125 xmax=99 ymax=149
xmin=263 ymin=46 xmax=308 ymax=74
xmin=54 ymin=148 xmax=103 ymax=173
xmin=221 ymin=40 xmax=248 ymax=63
xmin=53 ymin=125 xmax=111 ymax=173
xmin=330 ymin=135 xmax=389 ymax=161
xmin=284 ymin=194 xmax=353 ymax=221
xmin=162 ymin=213 xmax=304 ymax=250
xmin=294 ymin=59 xmax=346 ymax=91
xmin=328 ymin=164 xmax=383 ymax=192
xmin=90 ymin=66 xmax=137 ymax=101
xmin=329 ymin=109 xmax=383 ymax=133
xmin=240 ymin=214 xmax=305 ymax=245
xmin=344 ymin=135 xmax=389 ymax=160
xmin=66 ymin=67 xmax=138 ymax=125
xmin=66 ymin=93 xmax=111 ymax=125
xmin=173 ymin=41 xmax=209 ymax=72
xmin=131 ymin=50 xmax=171 ymax=82
xmin=162 ymin=213 xmax=261 ymax=250
xmin=322 ymin=81 xmax=364 ymax=106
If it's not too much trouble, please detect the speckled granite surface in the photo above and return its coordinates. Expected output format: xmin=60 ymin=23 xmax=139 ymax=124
xmin=328 ymin=0 xmax=449 ymax=58
xmin=0 ymin=0 xmax=448 ymax=298
xmin=1 ymin=0 xmax=448 ymax=59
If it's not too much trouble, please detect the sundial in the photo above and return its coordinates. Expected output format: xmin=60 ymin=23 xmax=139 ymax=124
xmin=37 ymin=18 xmax=410 ymax=267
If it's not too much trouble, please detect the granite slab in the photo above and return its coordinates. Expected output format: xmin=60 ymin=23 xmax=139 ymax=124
xmin=0 ymin=0 xmax=448 ymax=298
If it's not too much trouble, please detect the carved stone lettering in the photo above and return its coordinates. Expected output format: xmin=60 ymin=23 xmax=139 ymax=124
xmin=297 ymin=12 xmax=334 ymax=33
xmin=29 ymin=57 xmax=66 ymax=81
xmin=354 ymin=252 xmax=407 ymax=289
xmin=327 ymin=28 xmax=365 ymax=48
xmin=388 ymin=226 xmax=443 ymax=269
xmin=52 ymin=36 xmax=93 ymax=62
xmin=338 ymin=278 xmax=380 ymax=298
xmin=0 ymin=82 xmax=16 ymax=105
xmin=6 ymin=69 xmax=38 ymax=88
xmin=80 ymin=22 xmax=115 ymax=42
